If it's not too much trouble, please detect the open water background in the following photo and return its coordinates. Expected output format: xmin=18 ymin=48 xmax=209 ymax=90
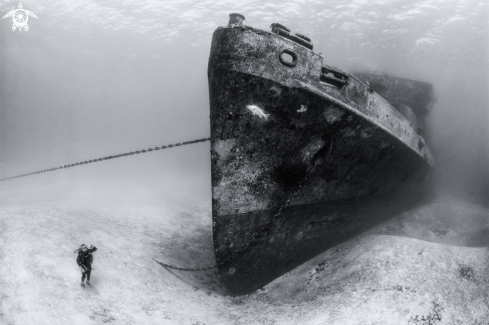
xmin=0 ymin=0 xmax=487 ymax=205
xmin=0 ymin=2 xmax=488 ymax=323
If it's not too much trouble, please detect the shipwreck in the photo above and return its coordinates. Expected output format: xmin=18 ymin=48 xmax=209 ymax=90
xmin=208 ymin=14 xmax=435 ymax=295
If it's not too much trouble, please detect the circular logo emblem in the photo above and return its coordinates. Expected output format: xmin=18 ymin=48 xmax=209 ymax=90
xmin=2 ymin=3 xmax=38 ymax=32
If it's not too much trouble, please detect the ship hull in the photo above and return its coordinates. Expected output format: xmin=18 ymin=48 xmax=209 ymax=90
xmin=208 ymin=26 xmax=433 ymax=295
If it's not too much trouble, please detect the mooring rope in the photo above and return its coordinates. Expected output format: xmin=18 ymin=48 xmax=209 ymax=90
xmin=0 ymin=138 xmax=210 ymax=182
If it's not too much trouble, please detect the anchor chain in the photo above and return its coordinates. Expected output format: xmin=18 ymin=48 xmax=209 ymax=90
xmin=153 ymin=159 xmax=318 ymax=272
xmin=0 ymin=138 xmax=210 ymax=182
xmin=153 ymin=258 xmax=216 ymax=272
xmin=2 ymin=134 xmax=316 ymax=273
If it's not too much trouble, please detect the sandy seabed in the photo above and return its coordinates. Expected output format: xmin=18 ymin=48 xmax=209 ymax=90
xmin=0 ymin=196 xmax=488 ymax=325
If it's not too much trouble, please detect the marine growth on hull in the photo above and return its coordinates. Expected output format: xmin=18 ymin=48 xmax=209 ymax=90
xmin=208 ymin=14 xmax=435 ymax=295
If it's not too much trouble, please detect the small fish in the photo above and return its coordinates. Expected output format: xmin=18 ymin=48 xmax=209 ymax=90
xmin=297 ymin=104 xmax=307 ymax=113
xmin=247 ymin=105 xmax=270 ymax=121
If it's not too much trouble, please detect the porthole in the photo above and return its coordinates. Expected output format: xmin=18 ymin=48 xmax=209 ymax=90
xmin=279 ymin=49 xmax=298 ymax=67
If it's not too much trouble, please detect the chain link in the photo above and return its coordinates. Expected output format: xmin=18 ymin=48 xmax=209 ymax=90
xmin=153 ymin=160 xmax=318 ymax=272
xmin=152 ymin=258 xmax=216 ymax=271
xmin=0 ymin=138 xmax=210 ymax=182
xmin=1 ymin=136 xmax=315 ymax=273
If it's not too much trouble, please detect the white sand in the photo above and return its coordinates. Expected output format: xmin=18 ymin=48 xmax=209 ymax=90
xmin=0 ymin=197 xmax=488 ymax=325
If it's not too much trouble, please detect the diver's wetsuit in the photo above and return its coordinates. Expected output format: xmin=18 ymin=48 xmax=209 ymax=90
xmin=77 ymin=246 xmax=97 ymax=283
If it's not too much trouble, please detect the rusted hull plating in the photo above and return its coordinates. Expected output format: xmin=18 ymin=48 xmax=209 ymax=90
xmin=208 ymin=26 xmax=433 ymax=295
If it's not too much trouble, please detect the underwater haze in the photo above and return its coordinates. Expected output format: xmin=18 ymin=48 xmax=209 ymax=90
xmin=0 ymin=1 xmax=488 ymax=324
xmin=0 ymin=0 xmax=487 ymax=205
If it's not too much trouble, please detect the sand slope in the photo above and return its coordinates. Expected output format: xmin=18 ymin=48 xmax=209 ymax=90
xmin=0 ymin=198 xmax=488 ymax=325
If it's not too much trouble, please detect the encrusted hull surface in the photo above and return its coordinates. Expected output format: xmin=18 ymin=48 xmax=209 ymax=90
xmin=208 ymin=26 xmax=433 ymax=295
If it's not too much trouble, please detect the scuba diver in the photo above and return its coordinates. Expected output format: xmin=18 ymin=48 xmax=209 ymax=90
xmin=75 ymin=244 xmax=97 ymax=287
